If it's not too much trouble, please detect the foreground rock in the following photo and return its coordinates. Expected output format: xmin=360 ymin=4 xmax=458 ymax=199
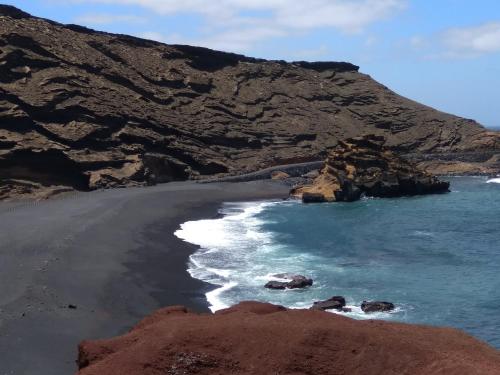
xmin=1 ymin=6 xmax=499 ymax=200
xmin=292 ymin=135 xmax=450 ymax=202
xmin=361 ymin=301 xmax=395 ymax=313
xmin=77 ymin=301 xmax=500 ymax=375
xmin=265 ymin=274 xmax=313 ymax=289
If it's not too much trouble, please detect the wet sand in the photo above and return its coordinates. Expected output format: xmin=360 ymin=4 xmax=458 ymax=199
xmin=0 ymin=180 xmax=289 ymax=375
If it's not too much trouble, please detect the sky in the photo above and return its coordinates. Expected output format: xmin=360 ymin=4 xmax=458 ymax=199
xmin=5 ymin=0 xmax=500 ymax=129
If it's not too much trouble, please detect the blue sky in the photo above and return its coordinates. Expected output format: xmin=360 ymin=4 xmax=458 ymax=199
xmin=5 ymin=0 xmax=500 ymax=128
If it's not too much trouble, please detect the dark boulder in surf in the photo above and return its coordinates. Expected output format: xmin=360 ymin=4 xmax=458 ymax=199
xmin=287 ymin=275 xmax=313 ymax=289
xmin=264 ymin=281 xmax=288 ymax=290
xmin=265 ymin=274 xmax=313 ymax=289
xmin=361 ymin=301 xmax=395 ymax=313
xmin=311 ymin=296 xmax=346 ymax=311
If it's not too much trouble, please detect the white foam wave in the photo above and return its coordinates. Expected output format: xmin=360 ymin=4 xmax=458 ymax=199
xmin=486 ymin=178 xmax=500 ymax=184
xmin=413 ymin=230 xmax=434 ymax=237
xmin=287 ymin=301 xmax=405 ymax=320
xmin=333 ymin=305 xmax=404 ymax=320
xmin=174 ymin=201 xmax=275 ymax=248
xmin=174 ymin=201 xmax=282 ymax=312
xmin=206 ymin=281 xmax=238 ymax=312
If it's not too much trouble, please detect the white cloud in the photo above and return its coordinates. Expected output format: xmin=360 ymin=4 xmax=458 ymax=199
xmin=409 ymin=35 xmax=425 ymax=49
xmin=75 ymin=13 xmax=145 ymax=25
xmin=69 ymin=0 xmax=406 ymax=52
xmin=199 ymin=27 xmax=287 ymax=53
xmin=70 ymin=0 xmax=405 ymax=30
xmin=271 ymin=0 xmax=405 ymax=34
xmin=412 ymin=22 xmax=500 ymax=60
xmin=443 ymin=22 xmax=500 ymax=56
xmin=137 ymin=27 xmax=286 ymax=53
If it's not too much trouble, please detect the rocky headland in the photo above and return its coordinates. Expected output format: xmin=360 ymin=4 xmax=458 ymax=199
xmin=76 ymin=301 xmax=500 ymax=375
xmin=291 ymin=135 xmax=450 ymax=202
xmin=0 ymin=5 xmax=499 ymax=200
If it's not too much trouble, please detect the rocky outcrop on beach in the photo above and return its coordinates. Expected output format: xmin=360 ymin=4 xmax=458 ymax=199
xmin=76 ymin=301 xmax=500 ymax=375
xmin=292 ymin=135 xmax=450 ymax=202
xmin=0 ymin=6 xmax=499 ymax=200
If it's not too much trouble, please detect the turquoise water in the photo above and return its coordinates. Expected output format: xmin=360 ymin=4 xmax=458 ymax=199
xmin=175 ymin=177 xmax=500 ymax=348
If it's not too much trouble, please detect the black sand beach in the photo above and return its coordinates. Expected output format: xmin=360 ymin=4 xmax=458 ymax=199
xmin=0 ymin=180 xmax=289 ymax=375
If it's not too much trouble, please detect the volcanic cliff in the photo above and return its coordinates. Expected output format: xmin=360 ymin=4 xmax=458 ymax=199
xmin=76 ymin=302 xmax=500 ymax=375
xmin=1 ymin=5 xmax=499 ymax=200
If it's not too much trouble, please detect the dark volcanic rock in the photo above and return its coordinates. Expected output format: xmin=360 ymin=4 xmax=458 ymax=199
xmin=311 ymin=296 xmax=346 ymax=311
xmin=302 ymin=192 xmax=328 ymax=203
xmin=286 ymin=275 xmax=313 ymax=289
xmin=0 ymin=5 xmax=31 ymax=19
xmin=265 ymin=274 xmax=313 ymax=289
xmin=0 ymin=6 xmax=499 ymax=200
xmin=76 ymin=301 xmax=500 ymax=375
xmin=361 ymin=301 xmax=395 ymax=313
xmin=264 ymin=281 xmax=287 ymax=290
xmin=292 ymin=135 xmax=451 ymax=202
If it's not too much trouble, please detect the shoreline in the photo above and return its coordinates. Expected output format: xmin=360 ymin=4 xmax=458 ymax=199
xmin=0 ymin=180 xmax=290 ymax=375
xmin=172 ymin=176 xmax=500 ymax=351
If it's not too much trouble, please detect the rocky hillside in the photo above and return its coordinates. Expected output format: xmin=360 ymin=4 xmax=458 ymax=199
xmin=0 ymin=5 xmax=499 ymax=199
xmin=76 ymin=302 xmax=500 ymax=375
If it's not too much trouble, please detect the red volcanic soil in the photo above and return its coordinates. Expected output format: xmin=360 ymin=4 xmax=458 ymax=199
xmin=77 ymin=302 xmax=500 ymax=375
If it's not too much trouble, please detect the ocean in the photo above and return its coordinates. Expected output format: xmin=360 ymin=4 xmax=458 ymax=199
xmin=175 ymin=177 xmax=500 ymax=348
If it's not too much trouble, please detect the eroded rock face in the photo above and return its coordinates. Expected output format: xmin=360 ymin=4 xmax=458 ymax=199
xmin=0 ymin=6 xmax=498 ymax=200
xmin=292 ymin=135 xmax=450 ymax=202
xmin=76 ymin=301 xmax=500 ymax=375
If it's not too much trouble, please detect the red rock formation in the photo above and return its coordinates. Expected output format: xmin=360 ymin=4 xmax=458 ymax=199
xmin=77 ymin=302 xmax=500 ymax=375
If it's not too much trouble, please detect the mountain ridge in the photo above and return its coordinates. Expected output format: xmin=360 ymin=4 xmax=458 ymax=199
xmin=0 ymin=5 xmax=499 ymax=200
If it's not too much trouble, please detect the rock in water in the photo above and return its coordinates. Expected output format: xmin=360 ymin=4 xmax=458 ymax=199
xmin=265 ymin=274 xmax=313 ymax=289
xmin=292 ymin=135 xmax=450 ymax=202
xmin=286 ymin=275 xmax=313 ymax=289
xmin=264 ymin=281 xmax=288 ymax=290
xmin=311 ymin=296 xmax=346 ymax=311
xmin=361 ymin=301 xmax=395 ymax=313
